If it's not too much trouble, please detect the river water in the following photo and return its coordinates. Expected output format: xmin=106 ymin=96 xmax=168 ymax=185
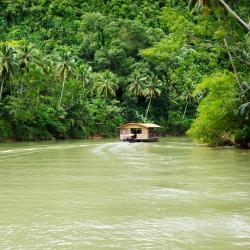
xmin=0 ymin=137 xmax=249 ymax=249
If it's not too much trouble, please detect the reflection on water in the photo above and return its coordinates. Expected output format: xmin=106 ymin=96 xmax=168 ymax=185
xmin=0 ymin=137 xmax=249 ymax=249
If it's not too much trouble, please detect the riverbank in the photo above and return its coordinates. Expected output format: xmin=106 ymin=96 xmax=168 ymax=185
xmin=1 ymin=134 xmax=249 ymax=149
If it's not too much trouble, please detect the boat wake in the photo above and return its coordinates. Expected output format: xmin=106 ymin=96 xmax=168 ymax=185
xmin=0 ymin=144 xmax=91 ymax=160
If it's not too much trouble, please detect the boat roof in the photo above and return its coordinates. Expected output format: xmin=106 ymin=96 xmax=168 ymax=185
xmin=119 ymin=123 xmax=162 ymax=129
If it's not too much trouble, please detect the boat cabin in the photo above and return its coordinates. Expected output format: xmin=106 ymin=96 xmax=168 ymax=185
xmin=119 ymin=123 xmax=162 ymax=142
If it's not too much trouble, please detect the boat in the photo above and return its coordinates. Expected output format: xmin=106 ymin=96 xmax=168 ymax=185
xmin=119 ymin=123 xmax=162 ymax=142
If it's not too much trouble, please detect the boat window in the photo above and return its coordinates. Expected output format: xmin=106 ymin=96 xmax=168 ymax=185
xmin=121 ymin=128 xmax=130 ymax=134
xmin=131 ymin=128 xmax=142 ymax=134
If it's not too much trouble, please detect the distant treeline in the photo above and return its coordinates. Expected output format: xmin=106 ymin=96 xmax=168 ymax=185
xmin=0 ymin=0 xmax=249 ymax=147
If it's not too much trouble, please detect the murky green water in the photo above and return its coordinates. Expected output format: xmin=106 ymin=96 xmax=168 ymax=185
xmin=0 ymin=137 xmax=249 ymax=249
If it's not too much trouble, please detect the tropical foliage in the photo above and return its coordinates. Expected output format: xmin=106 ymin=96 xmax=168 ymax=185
xmin=0 ymin=0 xmax=249 ymax=147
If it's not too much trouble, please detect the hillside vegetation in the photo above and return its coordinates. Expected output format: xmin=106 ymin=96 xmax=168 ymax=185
xmin=0 ymin=0 xmax=249 ymax=147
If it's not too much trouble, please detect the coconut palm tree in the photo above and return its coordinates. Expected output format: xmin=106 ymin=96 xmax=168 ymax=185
xmin=0 ymin=44 xmax=17 ymax=102
xmin=33 ymin=55 xmax=55 ymax=110
xmin=94 ymin=70 xmax=118 ymax=98
xmin=55 ymin=52 xmax=75 ymax=108
xmin=143 ymin=75 xmax=162 ymax=121
xmin=17 ymin=43 xmax=40 ymax=71
xmin=127 ymin=69 xmax=147 ymax=97
xmin=76 ymin=64 xmax=93 ymax=101
xmin=16 ymin=43 xmax=40 ymax=96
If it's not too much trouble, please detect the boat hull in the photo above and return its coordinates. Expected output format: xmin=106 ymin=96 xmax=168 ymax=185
xmin=123 ymin=137 xmax=159 ymax=143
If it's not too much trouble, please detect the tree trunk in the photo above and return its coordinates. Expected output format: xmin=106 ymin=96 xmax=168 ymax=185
xmin=79 ymin=90 xmax=83 ymax=103
xmin=145 ymin=97 xmax=152 ymax=121
xmin=58 ymin=80 xmax=65 ymax=108
xmin=183 ymin=102 xmax=188 ymax=118
xmin=218 ymin=0 xmax=250 ymax=31
xmin=18 ymin=81 xmax=23 ymax=100
xmin=0 ymin=78 xmax=4 ymax=102
xmin=35 ymin=86 xmax=40 ymax=111
xmin=79 ymin=80 xmax=85 ymax=102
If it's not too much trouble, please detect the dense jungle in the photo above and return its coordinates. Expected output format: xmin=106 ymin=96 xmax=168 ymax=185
xmin=0 ymin=0 xmax=249 ymax=147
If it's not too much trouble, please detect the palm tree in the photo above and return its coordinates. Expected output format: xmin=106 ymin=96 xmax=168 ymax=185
xmin=143 ymin=75 xmax=162 ymax=121
xmin=0 ymin=44 xmax=17 ymax=102
xmin=189 ymin=0 xmax=250 ymax=31
xmin=33 ymin=55 xmax=54 ymax=110
xmin=94 ymin=70 xmax=118 ymax=98
xmin=55 ymin=52 xmax=75 ymax=108
xmin=17 ymin=43 xmax=40 ymax=96
xmin=127 ymin=69 xmax=147 ymax=97
xmin=17 ymin=43 xmax=40 ymax=71
xmin=76 ymin=64 xmax=92 ymax=101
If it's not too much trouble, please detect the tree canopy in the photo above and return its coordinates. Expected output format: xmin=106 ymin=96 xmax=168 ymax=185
xmin=0 ymin=0 xmax=249 ymax=147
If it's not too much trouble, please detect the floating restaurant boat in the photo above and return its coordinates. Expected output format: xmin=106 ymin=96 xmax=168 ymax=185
xmin=119 ymin=123 xmax=162 ymax=142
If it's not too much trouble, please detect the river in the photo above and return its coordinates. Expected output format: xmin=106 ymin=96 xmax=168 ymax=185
xmin=0 ymin=137 xmax=249 ymax=249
